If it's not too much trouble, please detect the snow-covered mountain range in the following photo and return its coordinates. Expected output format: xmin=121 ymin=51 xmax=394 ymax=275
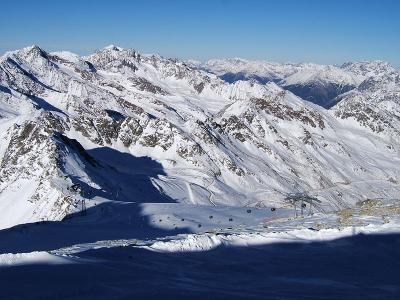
xmin=192 ymin=58 xmax=398 ymax=108
xmin=0 ymin=45 xmax=399 ymax=229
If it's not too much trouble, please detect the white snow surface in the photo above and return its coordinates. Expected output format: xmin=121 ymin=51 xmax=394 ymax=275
xmin=0 ymin=251 xmax=73 ymax=267
xmin=148 ymin=220 xmax=400 ymax=252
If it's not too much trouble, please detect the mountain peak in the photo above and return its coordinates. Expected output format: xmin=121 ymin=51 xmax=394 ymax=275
xmin=25 ymin=44 xmax=44 ymax=52
xmin=20 ymin=45 xmax=48 ymax=57
xmin=101 ymin=44 xmax=124 ymax=52
xmin=341 ymin=60 xmax=397 ymax=79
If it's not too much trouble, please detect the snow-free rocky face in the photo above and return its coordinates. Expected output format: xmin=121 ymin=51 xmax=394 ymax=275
xmin=0 ymin=45 xmax=399 ymax=229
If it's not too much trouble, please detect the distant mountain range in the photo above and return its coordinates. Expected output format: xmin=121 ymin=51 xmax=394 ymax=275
xmin=188 ymin=58 xmax=398 ymax=108
xmin=0 ymin=45 xmax=398 ymax=229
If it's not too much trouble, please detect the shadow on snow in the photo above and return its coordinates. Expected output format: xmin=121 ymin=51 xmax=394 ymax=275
xmin=56 ymin=134 xmax=175 ymax=203
xmin=0 ymin=138 xmax=187 ymax=254
xmin=1 ymin=233 xmax=400 ymax=299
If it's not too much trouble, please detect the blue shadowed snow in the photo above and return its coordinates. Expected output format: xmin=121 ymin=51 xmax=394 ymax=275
xmin=1 ymin=233 xmax=399 ymax=299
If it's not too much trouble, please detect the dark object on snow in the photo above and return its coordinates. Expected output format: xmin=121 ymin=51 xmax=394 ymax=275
xmin=198 ymin=224 xmax=202 ymax=228
xmin=271 ymin=207 xmax=276 ymax=212
xmin=209 ymin=215 xmax=213 ymax=219
xmin=285 ymin=193 xmax=322 ymax=217
xmin=229 ymin=218 xmax=233 ymax=222
xmin=81 ymin=199 xmax=87 ymax=216
xmin=247 ymin=209 xmax=252 ymax=213
xmin=181 ymin=218 xmax=185 ymax=222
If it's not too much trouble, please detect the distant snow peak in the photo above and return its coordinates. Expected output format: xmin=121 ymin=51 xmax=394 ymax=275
xmin=102 ymin=44 xmax=124 ymax=51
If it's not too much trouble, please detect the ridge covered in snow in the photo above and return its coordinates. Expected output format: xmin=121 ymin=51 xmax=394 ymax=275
xmin=194 ymin=58 xmax=399 ymax=108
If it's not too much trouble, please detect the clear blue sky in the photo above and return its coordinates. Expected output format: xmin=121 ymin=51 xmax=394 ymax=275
xmin=1 ymin=0 xmax=399 ymax=65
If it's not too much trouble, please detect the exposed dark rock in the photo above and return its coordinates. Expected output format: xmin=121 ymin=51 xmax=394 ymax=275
xmin=56 ymin=133 xmax=98 ymax=167
xmin=127 ymin=77 xmax=168 ymax=95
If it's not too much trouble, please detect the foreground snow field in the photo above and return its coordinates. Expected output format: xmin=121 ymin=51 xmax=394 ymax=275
xmin=1 ymin=197 xmax=400 ymax=299
xmin=1 ymin=221 xmax=400 ymax=299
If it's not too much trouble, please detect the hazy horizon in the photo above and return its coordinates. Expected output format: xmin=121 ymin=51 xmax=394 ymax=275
xmin=1 ymin=0 xmax=399 ymax=66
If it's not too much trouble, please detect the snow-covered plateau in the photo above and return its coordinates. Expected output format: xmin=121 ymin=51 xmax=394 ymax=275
xmin=0 ymin=45 xmax=399 ymax=299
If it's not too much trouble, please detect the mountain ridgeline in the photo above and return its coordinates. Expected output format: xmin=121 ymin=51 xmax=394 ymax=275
xmin=191 ymin=58 xmax=398 ymax=108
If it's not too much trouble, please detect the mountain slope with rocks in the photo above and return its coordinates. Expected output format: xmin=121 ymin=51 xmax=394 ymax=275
xmin=0 ymin=45 xmax=399 ymax=229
